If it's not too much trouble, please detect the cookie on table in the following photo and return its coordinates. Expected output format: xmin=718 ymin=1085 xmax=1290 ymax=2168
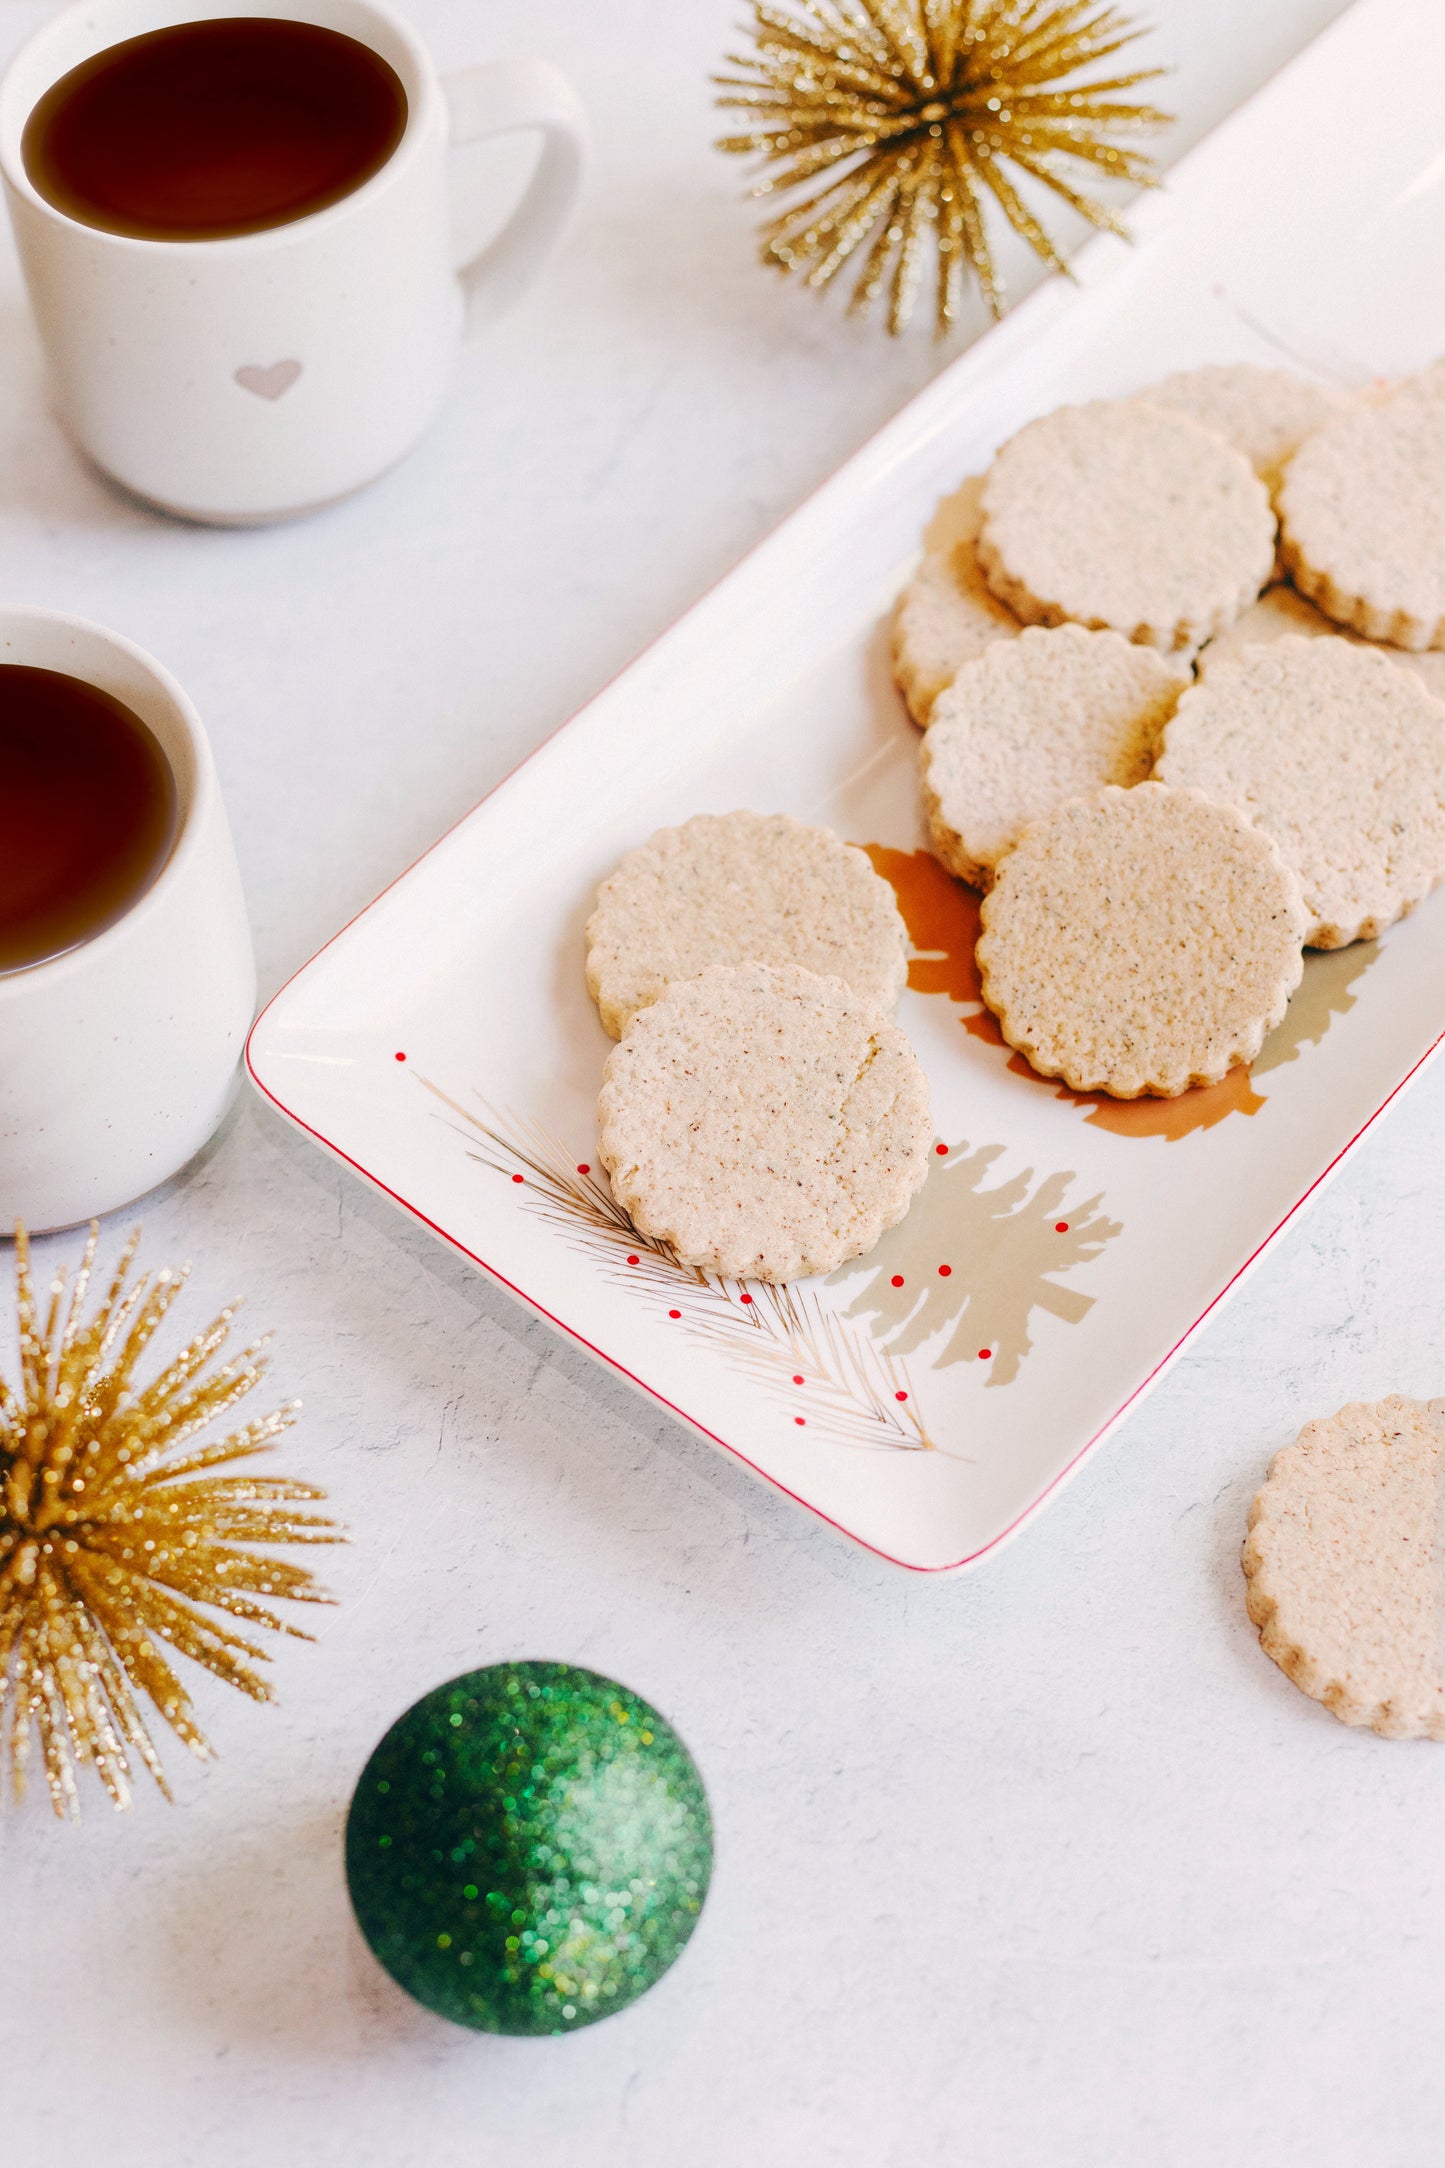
xmin=1242 ymin=1397 xmax=1445 ymax=1740
xmin=1279 ymin=395 xmax=1445 ymax=648
xmin=975 ymin=783 xmax=1306 ymax=1098
xmin=920 ymin=624 xmax=1183 ymax=889
xmin=1156 ymin=636 xmax=1445 ymax=947
xmin=597 ymin=963 xmax=932 ymax=1282
xmin=976 ymin=399 xmax=1276 ymax=652
xmin=585 ymin=811 xmax=907 ymax=1040
xmin=1137 ymin=363 xmax=1342 ymax=492
xmin=891 ymin=475 xmax=1022 ymax=725
xmin=1198 ymin=582 xmax=1445 ymax=701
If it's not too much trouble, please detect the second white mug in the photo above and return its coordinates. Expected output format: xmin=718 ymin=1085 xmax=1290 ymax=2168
xmin=0 ymin=606 xmax=255 ymax=1232
xmin=0 ymin=0 xmax=587 ymax=524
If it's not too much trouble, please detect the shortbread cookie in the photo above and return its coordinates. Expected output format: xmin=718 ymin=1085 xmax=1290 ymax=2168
xmin=920 ymin=624 xmax=1183 ymax=889
xmin=1156 ymin=636 xmax=1445 ymax=946
xmin=1138 ymin=364 xmax=1341 ymax=491
xmin=1242 ymin=1397 xmax=1445 ymax=1740
xmin=976 ymin=783 xmax=1306 ymax=1097
xmin=585 ymin=812 xmax=907 ymax=1039
xmin=891 ymin=476 xmax=1022 ymax=725
xmin=1387 ymin=357 xmax=1445 ymax=407
xmin=1279 ymin=396 xmax=1445 ymax=648
xmin=1199 ymin=582 xmax=1445 ymax=700
xmin=977 ymin=400 xmax=1275 ymax=651
xmin=1198 ymin=583 xmax=1345 ymax=673
xmin=597 ymin=963 xmax=931 ymax=1281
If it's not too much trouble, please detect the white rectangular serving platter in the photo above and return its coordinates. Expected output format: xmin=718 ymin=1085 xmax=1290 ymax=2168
xmin=248 ymin=0 xmax=1445 ymax=1572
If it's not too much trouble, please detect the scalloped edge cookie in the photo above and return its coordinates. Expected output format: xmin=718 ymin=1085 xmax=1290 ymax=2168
xmin=1279 ymin=396 xmax=1445 ymax=649
xmin=1138 ymin=363 xmax=1343 ymax=492
xmin=891 ymin=475 xmax=1023 ymax=726
xmin=1242 ymin=1396 xmax=1445 ymax=1740
xmin=975 ymin=782 xmax=1307 ymax=1098
xmin=1156 ymin=634 xmax=1445 ymax=947
xmin=920 ymin=624 xmax=1182 ymax=889
xmin=585 ymin=811 xmax=907 ymax=1039
xmin=1198 ymin=581 xmax=1445 ymax=701
xmin=597 ymin=962 xmax=932 ymax=1282
xmin=977 ymin=400 xmax=1276 ymax=652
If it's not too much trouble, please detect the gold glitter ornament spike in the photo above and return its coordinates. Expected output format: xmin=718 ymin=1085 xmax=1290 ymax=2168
xmin=0 ymin=1223 xmax=340 ymax=1819
xmin=716 ymin=0 xmax=1171 ymax=333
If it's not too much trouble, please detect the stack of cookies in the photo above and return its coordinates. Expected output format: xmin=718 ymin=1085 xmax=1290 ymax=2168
xmin=579 ymin=365 xmax=1445 ymax=1284
xmin=896 ymin=363 xmax=1445 ymax=1100
xmin=585 ymin=812 xmax=932 ymax=1283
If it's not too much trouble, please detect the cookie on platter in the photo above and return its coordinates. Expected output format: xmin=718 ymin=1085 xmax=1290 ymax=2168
xmin=597 ymin=962 xmax=932 ymax=1283
xmin=976 ymin=399 xmax=1276 ymax=652
xmin=585 ymin=811 xmax=907 ymax=1040
xmin=921 ymin=624 xmax=1183 ymax=889
xmin=1198 ymin=582 xmax=1445 ymax=701
xmin=1156 ymin=636 xmax=1445 ymax=947
xmin=891 ymin=475 xmax=1022 ymax=726
xmin=1136 ymin=363 xmax=1342 ymax=492
xmin=1279 ymin=395 xmax=1445 ymax=649
xmin=1384 ymin=357 xmax=1445 ymax=407
xmin=1243 ymin=1397 xmax=1445 ymax=1740
xmin=975 ymin=782 xmax=1307 ymax=1098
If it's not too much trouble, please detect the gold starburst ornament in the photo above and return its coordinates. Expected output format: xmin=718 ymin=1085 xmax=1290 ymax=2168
xmin=0 ymin=1224 xmax=339 ymax=1819
xmin=716 ymin=0 xmax=1171 ymax=334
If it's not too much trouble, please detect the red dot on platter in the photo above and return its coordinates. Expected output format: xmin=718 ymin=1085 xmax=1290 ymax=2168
xmin=890 ymin=1274 xmax=905 ymax=1288
xmin=935 ymin=1142 xmax=948 ymax=1156
xmin=739 ymin=1292 xmax=753 ymax=1305
xmin=668 ymin=1309 xmax=681 ymax=1319
xmin=1055 ymin=1221 xmax=1069 ymax=1233
xmin=511 ymin=1174 xmax=524 ymax=1184
xmin=577 ymin=1163 xmax=590 ymax=1175
xmin=792 ymin=1374 xmax=804 ymax=1385
xmin=937 ymin=1264 xmax=952 ymax=1277
xmin=978 ymin=1348 xmax=991 ymax=1360
xmin=626 ymin=1254 xmax=639 ymax=1265
xmin=895 ymin=1390 xmax=907 ymax=1403
xmin=394 ymin=1051 xmax=406 ymax=1062
xmin=794 ymin=1416 xmax=805 ymax=1426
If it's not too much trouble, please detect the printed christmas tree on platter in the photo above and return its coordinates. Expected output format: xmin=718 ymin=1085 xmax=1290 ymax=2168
xmin=829 ymin=1139 xmax=1120 ymax=1384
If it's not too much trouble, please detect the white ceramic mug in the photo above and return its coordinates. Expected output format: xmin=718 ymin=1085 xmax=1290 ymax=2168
xmin=0 ymin=0 xmax=587 ymax=523
xmin=0 ymin=607 xmax=255 ymax=1232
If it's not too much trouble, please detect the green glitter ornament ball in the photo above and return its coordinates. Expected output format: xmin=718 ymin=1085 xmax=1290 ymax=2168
xmin=345 ymin=1661 xmax=712 ymax=2035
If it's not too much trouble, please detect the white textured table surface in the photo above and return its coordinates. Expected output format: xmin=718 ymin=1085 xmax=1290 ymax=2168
xmin=12 ymin=2 xmax=1445 ymax=2163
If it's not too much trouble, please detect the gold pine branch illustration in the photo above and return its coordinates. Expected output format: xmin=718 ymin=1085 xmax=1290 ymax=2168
xmin=0 ymin=1225 xmax=340 ymax=1819
xmin=716 ymin=0 xmax=1171 ymax=333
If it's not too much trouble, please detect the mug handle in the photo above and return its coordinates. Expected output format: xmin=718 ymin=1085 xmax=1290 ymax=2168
xmin=443 ymin=59 xmax=588 ymax=332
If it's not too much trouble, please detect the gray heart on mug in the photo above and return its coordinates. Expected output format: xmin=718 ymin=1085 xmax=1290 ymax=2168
xmin=234 ymin=359 xmax=303 ymax=401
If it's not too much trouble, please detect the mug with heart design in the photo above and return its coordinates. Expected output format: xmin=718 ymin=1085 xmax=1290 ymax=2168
xmin=0 ymin=0 xmax=587 ymax=523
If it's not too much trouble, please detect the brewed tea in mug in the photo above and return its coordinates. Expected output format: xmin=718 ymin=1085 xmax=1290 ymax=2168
xmin=0 ymin=665 xmax=177 ymax=973
xmin=22 ymin=17 xmax=408 ymax=241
